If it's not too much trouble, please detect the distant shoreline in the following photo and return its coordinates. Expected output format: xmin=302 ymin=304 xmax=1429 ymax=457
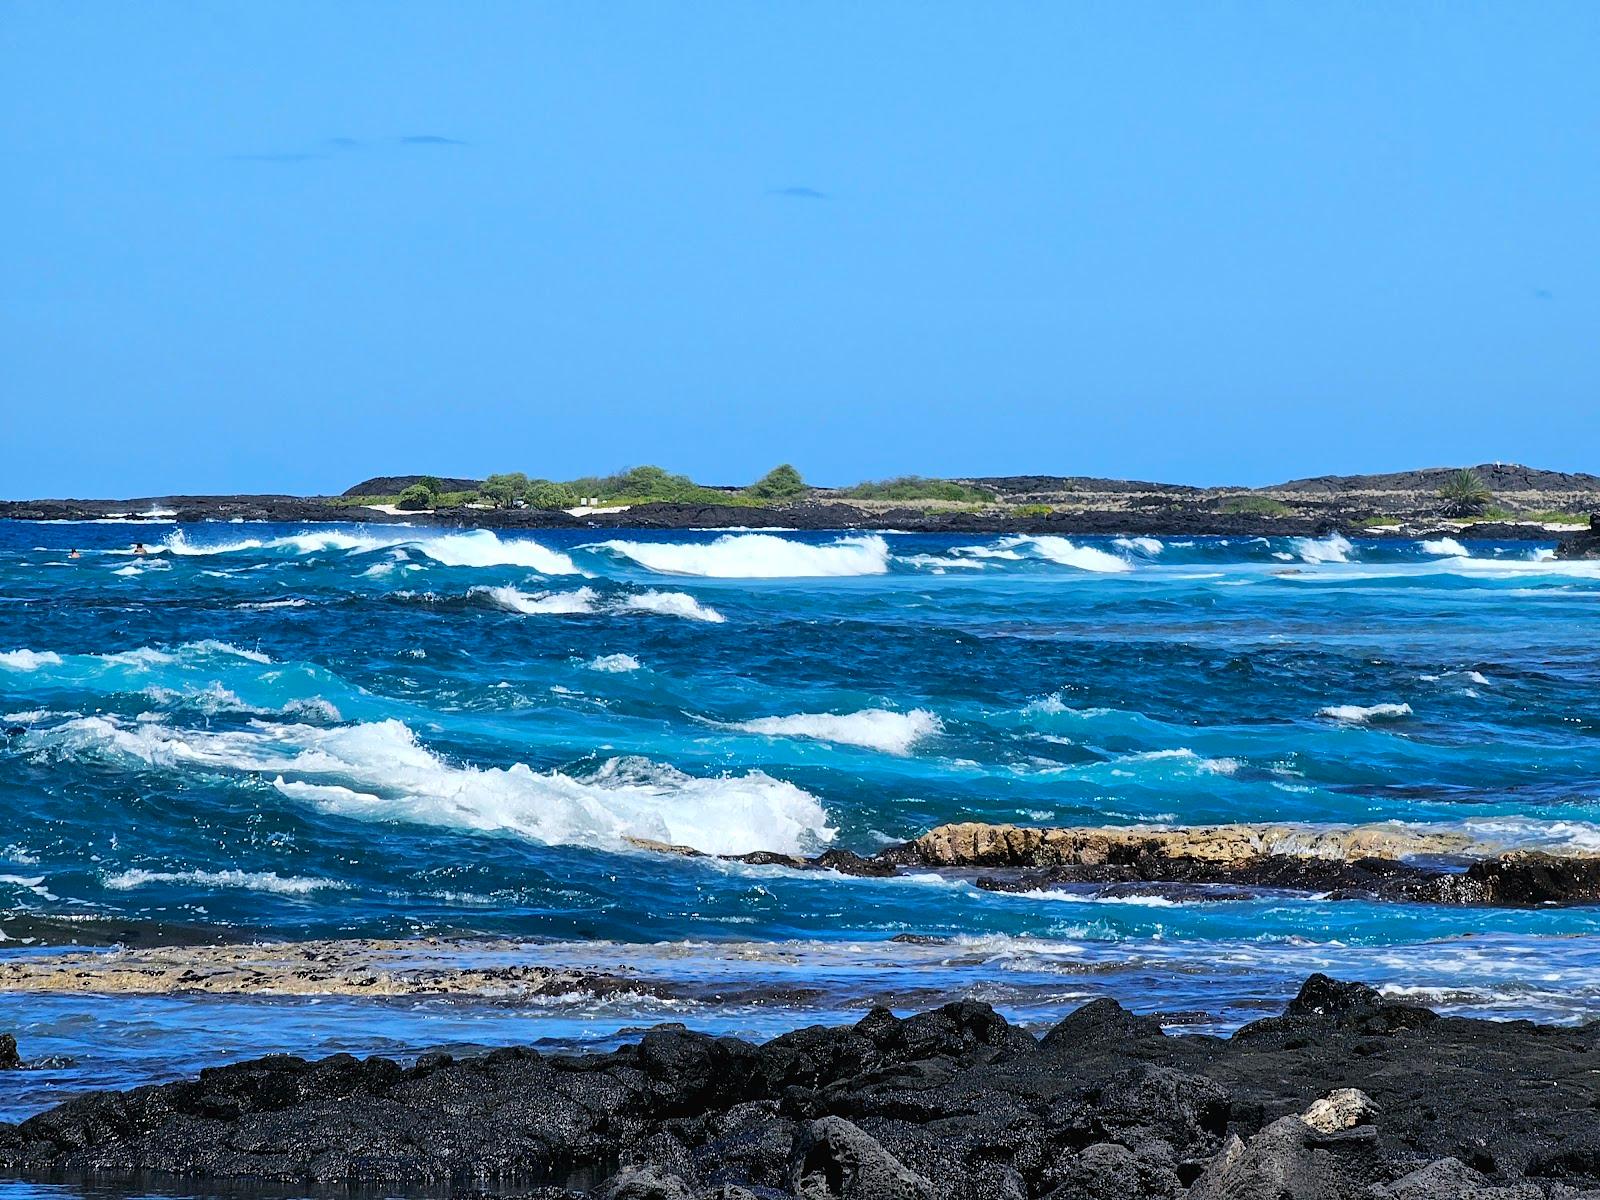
xmin=0 ymin=493 xmax=1591 ymax=543
xmin=6 ymin=463 xmax=1598 ymax=543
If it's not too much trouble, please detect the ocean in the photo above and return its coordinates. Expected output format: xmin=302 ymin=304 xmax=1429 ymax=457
xmin=3 ymin=520 xmax=1599 ymax=1123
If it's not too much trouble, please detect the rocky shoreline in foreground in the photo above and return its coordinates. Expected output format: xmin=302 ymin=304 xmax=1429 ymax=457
xmin=4 ymin=975 xmax=1599 ymax=1198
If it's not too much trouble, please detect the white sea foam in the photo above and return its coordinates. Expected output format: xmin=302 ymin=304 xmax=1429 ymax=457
xmin=1112 ymin=537 xmax=1164 ymax=556
xmin=1420 ymin=537 xmax=1468 ymax=557
xmin=409 ymin=531 xmax=581 ymax=573
xmin=38 ymin=716 xmax=832 ymax=856
xmin=586 ymin=654 xmax=642 ymax=673
xmin=1290 ymin=532 xmax=1354 ymax=564
xmin=140 ymin=683 xmax=340 ymax=722
xmin=728 ymin=708 xmax=942 ymax=755
xmin=595 ymin=533 xmax=890 ymax=578
xmin=0 ymin=650 xmax=63 ymax=672
xmin=471 ymin=585 xmax=723 ymax=622
xmin=996 ymin=536 xmax=1132 ymax=573
xmin=622 ymin=590 xmax=726 ymax=623
xmin=1462 ymin=818 xmax=1600 ymax=854
xmin=103 ymin=868 xmax=345 ymax=895
xmin=897 ymin=554 xmax=989 ymax=570
xmin=474 ymin=585 xmax=599 ymax=615
xmin=1318 ymin=702 xmax=1413 ymax=723
xmin=952 ymin=545 xmax=1025 ymax=561
xmin=236 ymin=598 xmax=310 ymax=610
xmin=163 ymin=528 xmax=581 ymax=574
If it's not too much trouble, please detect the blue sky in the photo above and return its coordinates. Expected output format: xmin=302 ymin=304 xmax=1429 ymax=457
xmin=3 ymin=3 xmax=1597 ymax=497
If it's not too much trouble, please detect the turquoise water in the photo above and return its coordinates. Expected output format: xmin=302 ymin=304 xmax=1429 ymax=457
xmin=3 ymin=520 xmax=1600 ymax=1120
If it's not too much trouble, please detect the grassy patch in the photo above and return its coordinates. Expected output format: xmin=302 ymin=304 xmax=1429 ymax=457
xmin=1216 ymin=496 xmax=1293 ymax=516
xmin=837 ymin=476 xmax=996 ymax=503
xmin=1479 ymin=507 xmax=1590 ymax=524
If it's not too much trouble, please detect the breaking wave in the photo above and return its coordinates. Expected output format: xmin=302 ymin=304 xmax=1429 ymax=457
xmin=473 ymin=585 xmax=599 ymax=615
xmin=594 ymin=534 xmax=891 ymax=578
xmin=1318 ymin=702 xmax=1413 ymax=723
xmin=621 ymin=590 xmax=726 ymax=623
xmin=1290 ymin=532 xmax=1354 ymax=564
xmin=32 ymin=716 xmax=833 ymax=856
xmin=0 ymin=650 xmax=63 ymax=672
xmin=727 ymin=708 xmax=943 ymax=755
xmin=162 ymin=528 xmax=581 ymax=574
xmin=469 ymin=586 xmax=724 ymax=622
xmin=586 ymin=654 xmax=642 ymax=673
xmin=995 ymin=536 xmax=1133 ymax=573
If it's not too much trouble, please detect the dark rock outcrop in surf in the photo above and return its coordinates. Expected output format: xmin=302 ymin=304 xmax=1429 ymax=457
xmin=4 ymin=977 xmax=1600 ymax=1197
xmin=715 ymin=822 xmax=1600 ymax=908
xmin=1556 ymin=514 xmax=1600 ymax=560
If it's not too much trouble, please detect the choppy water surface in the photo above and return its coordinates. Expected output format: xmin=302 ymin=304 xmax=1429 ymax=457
xmin=3 ymin=520 xmax=1599 ymax=1120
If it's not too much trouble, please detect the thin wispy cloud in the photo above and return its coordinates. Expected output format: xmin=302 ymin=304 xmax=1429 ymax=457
xmin=227 ymin=136 xmax=469 ymax=162
xmin=228 ymin=152 xmax=322 ymax=164
xmin=770 ymin=185 xmax=826 ymax=200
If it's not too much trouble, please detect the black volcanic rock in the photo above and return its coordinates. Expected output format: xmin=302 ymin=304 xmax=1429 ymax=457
xmin=4 ymin=982 xmax=1600 ymax=1197
xmin=1556 ymin=514 xmax=1600 ymax=560
xmin=342 ymin=474 xmax=484 ymax=496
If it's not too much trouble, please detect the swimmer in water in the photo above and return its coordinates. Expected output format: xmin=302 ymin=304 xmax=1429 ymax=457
xmin=132 ymin=543 xmax=147 ymax=556
xmin=68 ymin=549 xmax=81 ymax=559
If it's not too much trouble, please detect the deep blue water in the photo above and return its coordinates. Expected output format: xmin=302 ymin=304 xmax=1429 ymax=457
xmin=3 ymin=519 xmax=1600 ymax=1124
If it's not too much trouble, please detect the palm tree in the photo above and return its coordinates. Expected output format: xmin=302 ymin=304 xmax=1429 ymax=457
xmin=1437 ymin=468 xmax=1494 ymax=517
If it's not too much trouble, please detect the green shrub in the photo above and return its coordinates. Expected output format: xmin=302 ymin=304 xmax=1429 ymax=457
xmin=395 ymin=484 xmax=435 ymax=511
xmin=480 ymin=472 xmax=531 ymax=508
xmin=526 ymin=481 xmax=577 ymax=509
xmin=838 ymin=476 xmax=995 ymax=503
xmin=566 ymin=465 xmax=762 ymax=506
xmin=1217 ymin=496 xmax=1293 ymax=516
xmin=747 ymin=464 xmax=807 ymax=500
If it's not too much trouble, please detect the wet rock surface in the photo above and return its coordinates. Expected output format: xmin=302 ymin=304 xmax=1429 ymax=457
xmin=1556 ymin=515 xmax=1600 ymax=560
xmin=837 ymin=822 xmax=1600 ymax=907
xmin=3 ymin=976 xmax=1600 ymax=1198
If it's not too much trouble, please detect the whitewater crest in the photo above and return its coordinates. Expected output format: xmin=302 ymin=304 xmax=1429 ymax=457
xmin=593 ymin=533 xmax=890 ymax=578
xmin=103 ymin=868 xmax=345 ymax=896
xmin=31 ymin=716 xmax=833 ymax=857
xmin=1318 ymin=702 xmax=1413 ymax=724
xmin=1290 ymin=532 xmax=1355 ymax=564
xmin=0 ymin=650 xmax=63 ymax=672
xmin=727 ymin=708 xmax=943 ymax=755
xmin=993 ymin=536 xmax=1133 ymax=573
xmin=0 ymin=642 xmax=271 ymax=676
xmin=585 ymin=654 xmax=642 ymax=673
xmin=472 ymin=585 xmax=600 ymax=615
xmin=469 ymin=585 xmax=725 ymax=623
xmin=162 ymin=528 xmax=582 ymax=574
